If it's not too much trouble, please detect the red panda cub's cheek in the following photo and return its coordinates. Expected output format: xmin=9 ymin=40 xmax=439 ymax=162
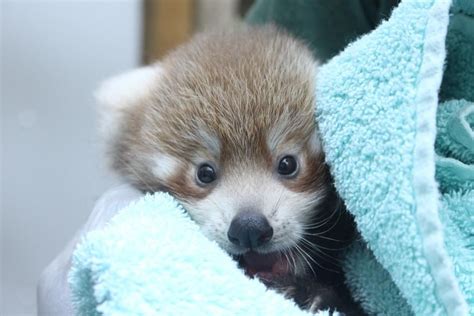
xmin=284 ymin=150 xmax=329 ymax=195
xmin=154 ymin=160 xmax=212 ymax=202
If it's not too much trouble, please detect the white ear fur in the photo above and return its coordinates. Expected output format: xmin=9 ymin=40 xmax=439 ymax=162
xmin=310 ymin=62 xmax=322 ymax=154
xmin=96 ymin=64 xmax=163 ymax=140
xmin=309 ymin=128 xmax=322 ymax=154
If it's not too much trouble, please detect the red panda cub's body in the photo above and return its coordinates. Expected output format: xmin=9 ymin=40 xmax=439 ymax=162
xmin=98 ymin=26 xmax=362 ymax=315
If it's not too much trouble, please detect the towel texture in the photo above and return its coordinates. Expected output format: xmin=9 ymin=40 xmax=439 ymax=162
xmin=70 ymin=193 xmax=319 ymax=316
xmin=313 ymin=0 xmax=469 ymax=314
xmin=250 ymin=0 xmax=473 ymax=314
xmin=69 ymin=0 xmax=473 ymax=315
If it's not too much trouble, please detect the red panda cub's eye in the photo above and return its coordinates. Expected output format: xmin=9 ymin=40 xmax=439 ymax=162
xmin=278 ymin=156 xmax=298 ymax=176
xmin=196 ymin=163 xmax=217 ymax=185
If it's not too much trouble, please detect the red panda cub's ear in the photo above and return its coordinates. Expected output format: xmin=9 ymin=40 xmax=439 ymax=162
xmin=309 ymin=127 xmax=323 ymax=154
xmin=95 ymin=64 xmax=163 ymax=142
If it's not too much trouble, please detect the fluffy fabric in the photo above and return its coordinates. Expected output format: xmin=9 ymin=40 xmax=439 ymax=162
xmin=313 ymin=0 xmax=472 ymax=314
xmin=69 ymin=0 xmax=473 ymax=314
xmin=70 ymin=193 xmax=320 ymax=316
xmin=250 ymin=0 xmax=472 ymax=314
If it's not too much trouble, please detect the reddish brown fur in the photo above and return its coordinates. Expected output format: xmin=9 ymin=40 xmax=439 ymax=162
xmin=110 ymin=25 xmax=320 ymax=199
xmin=100 ymin=26 xmax=364 ymax=314
xmin=285 ymin=150 xmax=329 ymax=194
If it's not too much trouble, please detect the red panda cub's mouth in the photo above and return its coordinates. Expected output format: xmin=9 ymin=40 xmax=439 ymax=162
xmin=240 ymin=251 xmax=290 ymax=280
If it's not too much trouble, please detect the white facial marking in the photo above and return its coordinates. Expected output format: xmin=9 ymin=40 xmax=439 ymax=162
xmin=152 ymin=153 xmax=180 ymax=180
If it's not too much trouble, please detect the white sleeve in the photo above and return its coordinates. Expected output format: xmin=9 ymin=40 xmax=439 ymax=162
xmin=37 ymin=184 xmax=143 ymax=316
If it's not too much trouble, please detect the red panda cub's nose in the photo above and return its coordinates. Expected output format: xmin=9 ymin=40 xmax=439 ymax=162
xmin=227 ymin=211 xmax=273 ymax=249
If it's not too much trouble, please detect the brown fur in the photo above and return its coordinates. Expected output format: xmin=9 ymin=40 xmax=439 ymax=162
xmin=286 ymin=150 xmax=329 ymax=194
xmin=110 ymin=25 xmax=319 ymax=199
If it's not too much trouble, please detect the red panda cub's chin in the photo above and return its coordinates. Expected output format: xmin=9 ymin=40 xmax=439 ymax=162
xmin=98 ymin=25 xmax=360 ymax=314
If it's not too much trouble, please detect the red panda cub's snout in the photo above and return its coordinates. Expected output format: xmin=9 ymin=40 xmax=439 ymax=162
xmin=98 ymin=26 xmax=358 ymax=313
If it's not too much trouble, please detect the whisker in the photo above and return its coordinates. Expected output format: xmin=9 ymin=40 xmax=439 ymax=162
xmin=301 ymin=218 xmax=333 ymax=230
xmin=270 ymin=188 xmax=285 ymax=217
xmin=302 ymin=232 xmax=350 ymax=243
xmin=299 ymin=238 xmax=343 ymax=264
xmin=301 ymin=235 xmax=349 ymax=252
xmin=298 ymin=243 xmax=333 ymax=275
xmin=297 ymin=240 xmax=341 ymax=273
xmin=287 ymin=248 xmax=298 ymax=275
xmin=309 ymin=197 xmax=342 ymax=219
xmin=313 ymin=243 xmax=349 ymax=251
xmin=293 ymin=244 xmax=317 ymax=276
xmin=301 ymin=203 xmax=342 ymax=230
xmin=282 ymin=249 xmax=294 ymax=274
xmin=313 ymin=249 xmax=343 ymax=265
xmin=313 ymin=208 xmax=343 ymax=236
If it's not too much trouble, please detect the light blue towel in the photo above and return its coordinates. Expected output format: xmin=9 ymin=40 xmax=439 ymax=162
xmin=70 ymin=193 xmax=318 ymax=316
xmin=315 ymin=0 xmax=472 ymax=314
xmin=69 ymin=0 xmax=473 ymax=314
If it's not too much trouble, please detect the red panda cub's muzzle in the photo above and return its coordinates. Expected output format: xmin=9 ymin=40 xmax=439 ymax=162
xmin=227 ymin=210 xmax=274 ymax=250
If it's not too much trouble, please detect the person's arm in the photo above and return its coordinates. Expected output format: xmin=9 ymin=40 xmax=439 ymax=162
xmin=37 ymin=184 xmax=143 ymax=316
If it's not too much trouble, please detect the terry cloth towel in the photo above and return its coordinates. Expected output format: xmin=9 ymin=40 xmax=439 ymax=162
xmin=249 ymin=0 xmax=473 ymax=314
xmin=70 ymin=192 xmax=319 ymax=316
xmin=69 ymin=0 xmax=473 ymax=315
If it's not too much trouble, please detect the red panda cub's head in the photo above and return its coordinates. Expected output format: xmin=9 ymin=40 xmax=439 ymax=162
xmin=98 ymin=26 xmax=337 ymax=278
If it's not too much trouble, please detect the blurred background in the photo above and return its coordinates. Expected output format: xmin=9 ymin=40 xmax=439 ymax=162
xmin=1 ymin=0 xmax=254 ymax=314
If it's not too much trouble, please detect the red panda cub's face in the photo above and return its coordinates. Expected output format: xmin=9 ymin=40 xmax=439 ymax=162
xmin=99 ymin=27 xmax=332 ymax=277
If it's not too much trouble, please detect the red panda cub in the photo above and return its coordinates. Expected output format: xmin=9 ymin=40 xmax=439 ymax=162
xmin=98 ymin=26 xmax=361 ymax=315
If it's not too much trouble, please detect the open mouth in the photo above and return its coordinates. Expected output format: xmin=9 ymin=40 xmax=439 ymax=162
xmin=239 ymin=251 xmax=290 ymax=281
